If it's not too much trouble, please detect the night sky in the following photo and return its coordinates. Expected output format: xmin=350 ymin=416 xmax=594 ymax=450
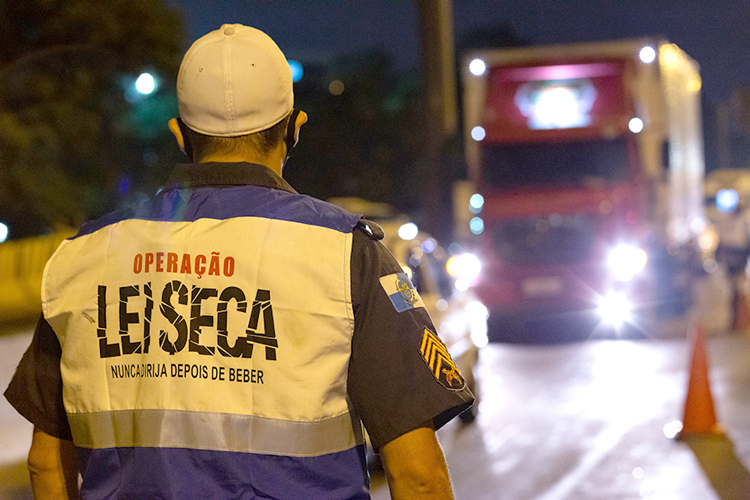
xmin=169 ymin=1 xmax=749 ymax=106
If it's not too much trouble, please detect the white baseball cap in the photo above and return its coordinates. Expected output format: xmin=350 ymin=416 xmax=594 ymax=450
xmin=177 ymin=24 xmax=293 ymax=137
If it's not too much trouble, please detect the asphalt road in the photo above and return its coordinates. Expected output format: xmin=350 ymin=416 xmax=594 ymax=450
xmin=369 ymin=333 xmax=750 ymax=500
xmin=3 ymin=320 xmax=750 ymax=499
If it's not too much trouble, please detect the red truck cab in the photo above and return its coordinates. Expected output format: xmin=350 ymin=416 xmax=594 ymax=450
xmin=460 ymin=40 xmax=706 ymax=342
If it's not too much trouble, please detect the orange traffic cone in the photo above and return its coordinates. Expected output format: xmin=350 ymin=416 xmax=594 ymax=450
xmin=676 ymin=324 xmax=724 ymax=439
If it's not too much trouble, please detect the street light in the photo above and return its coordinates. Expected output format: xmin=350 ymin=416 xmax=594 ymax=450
xmin=125 ymin=71 xmax=158 ymax=103
xmin=288 ymin=60 xmax=303 ymax=82
xmin=0 ymin=222 xmax=8 ymax=243
xmin=135 ymin=72 xmax=156 ymax=95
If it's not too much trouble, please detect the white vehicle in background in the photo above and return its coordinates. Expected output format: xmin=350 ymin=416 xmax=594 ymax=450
xmin=329 ymin=197 xmax=488 ymax=423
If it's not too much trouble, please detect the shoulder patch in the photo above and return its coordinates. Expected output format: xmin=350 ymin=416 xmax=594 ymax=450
xmin=379 ymin=272 xmax=425 ymax=312
xmin=420 ymin=328 xmax=466 ymax=391
xmin=356 ymin=219 xmax=384 ymax=241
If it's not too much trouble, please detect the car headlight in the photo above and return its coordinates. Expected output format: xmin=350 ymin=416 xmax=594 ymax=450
xmin=607 ymin=244 xmax=647 ymax=281
xmin=597 ymin=292 xmax=632 ymax=327
xmin=446 ymin=253 xmax=482 ymax=291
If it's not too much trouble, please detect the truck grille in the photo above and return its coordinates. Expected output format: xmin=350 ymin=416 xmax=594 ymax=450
xmin=490 ymin=215 xmax=598 ymax=264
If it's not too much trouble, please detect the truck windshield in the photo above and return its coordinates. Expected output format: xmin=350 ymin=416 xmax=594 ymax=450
xmin=480 ymin=137 xmax=630 ymax=188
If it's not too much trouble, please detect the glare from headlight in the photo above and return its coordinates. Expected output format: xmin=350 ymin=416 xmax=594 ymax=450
xmin=466 ymin=300 xmax=489 ymax=348
xmin=447 ymin=253 xmax=482 ymax=290
xmin=607 ymin=244 xmax=647 ymax=281
xmin=447 ymin=253 xmax=481 ymax=279
xmin=597 ymin=292 xmax=632 ymax=327
xmin=398 ymin=222 xmax=419 ymax=241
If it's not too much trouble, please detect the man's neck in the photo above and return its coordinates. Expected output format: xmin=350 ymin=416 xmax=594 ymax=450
xmin=199 ymin=145 xmax=286 ymax=176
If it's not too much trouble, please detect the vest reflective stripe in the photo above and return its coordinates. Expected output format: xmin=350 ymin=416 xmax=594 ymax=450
xmin=69 ymin=408 xmax=363 ymax=456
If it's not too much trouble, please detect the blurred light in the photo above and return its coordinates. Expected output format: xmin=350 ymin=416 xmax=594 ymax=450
xmin=143 ymin=149 xmax=159 ymax=167
xmin=518 ymin=81 xmax=595 ymax=130
xmin=608 ymin=244 xmax=648 ymax=281
xmin=135 ymin=73 xmax=156 ymax=95
xmin=400 ymin=265 xmax=413 ymax=280
xmin=716 ymin=188 xmax=739 ymax=213
xmin=289 ymin=60 xmax=303 ymax=82
xmin=466 ymin=300 xmax=489 ymax=348
xmin=629 ymin=117 xmax=644 ymax=133
xmin=632 ymin=467 xmax=645 ymax=479
xmin=448 ymin=242 xmax=462 ymax=255
xmin=421 ymin=239 xmax=436 ymax=254
xmin=410 ymin=247 xmax=424 ymax=262
xmin=469 ymin=193 xmax=484 ymax=213
xmin=688 ymin=73 xmax=702 ymax=93
xmin=639 ymin=46 xmax=656 ymax=64
xmin=398 ymin=222 xmax=419 ymax=241
xmin=597 ymin=292 xmax=632 ymax=326
xmin=446 ymin=253 xmax=482 ymax=282
xmin=663 ymin=420 xmax=683 ymax=439
xmin=0 ymin=222 xmax=8 ymax=243
xmin=469 ymin=58 xmax=486 ymax=76
xmin=471 ymin=126 xmax=486 ymax=141
xmin=659 ymin=43 xmax=679 ymax=67
xmin=118 ymin=177 xmax=131 ymax=196
xmin=436 ymin=298 xmax=448 ymax=311
xmin=329 ymin=79 xmax=345 ymax=96
xmin=690 ymin=216 xmax=707 ymax=234
xmin=470 ymin=217 xmax=484 ymax=235
xmin=703 ymin=258 xmax=719 ymax=274
xmin=698 ymin=227 xmax=719 ymax=252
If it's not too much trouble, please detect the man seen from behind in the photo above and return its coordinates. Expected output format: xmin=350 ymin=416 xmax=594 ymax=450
xmin=5 ymin=23 xmax=473 ymax=499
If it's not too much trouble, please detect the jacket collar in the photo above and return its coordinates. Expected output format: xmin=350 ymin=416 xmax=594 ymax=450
xmin=163 ymin=162 xmax=298 ymax=194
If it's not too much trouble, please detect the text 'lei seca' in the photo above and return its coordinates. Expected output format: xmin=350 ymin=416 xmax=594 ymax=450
xmin=95 ymin=252 xmax=278 ymax=361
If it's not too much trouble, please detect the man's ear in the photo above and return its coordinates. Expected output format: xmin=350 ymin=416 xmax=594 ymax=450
xmin=168 ymin=118 xmax=187 ymax=155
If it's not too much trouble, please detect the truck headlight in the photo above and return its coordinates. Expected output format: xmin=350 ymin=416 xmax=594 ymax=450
xmin=597 ymin=292 xmax=632 ymax=327
xmin=607 ymin=244 xmax=647 ymax=281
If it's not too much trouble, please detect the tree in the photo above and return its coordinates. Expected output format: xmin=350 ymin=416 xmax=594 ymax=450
xmin=287 ymin=48 xmax=428 ymax=215
xmin=0 ymin=0 xmax=184 ymax=238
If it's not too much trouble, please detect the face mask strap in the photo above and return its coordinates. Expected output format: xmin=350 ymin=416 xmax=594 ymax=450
xmin=284 ymin=109 xmax=301 ymax=163
xmin=176 ymin=118 xmax=194 ymax=161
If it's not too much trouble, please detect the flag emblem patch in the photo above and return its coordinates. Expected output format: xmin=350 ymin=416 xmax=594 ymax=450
xmin=419 ymin=328 xmax=465 ymax=390
xmin=379 ymin=273 xmax=425 ymax=312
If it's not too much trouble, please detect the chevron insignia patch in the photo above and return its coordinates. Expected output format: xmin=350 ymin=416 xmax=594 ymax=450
xmin=419 ymin=328 xmax=465 ymax=391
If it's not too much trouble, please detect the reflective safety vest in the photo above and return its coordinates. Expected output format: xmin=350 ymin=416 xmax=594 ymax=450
xmin=43 ymin=182 xmax=369 ymax=499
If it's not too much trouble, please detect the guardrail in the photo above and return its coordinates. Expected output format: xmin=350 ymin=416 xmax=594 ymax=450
xmin=0 ymin=229 xmax=76 ymax=323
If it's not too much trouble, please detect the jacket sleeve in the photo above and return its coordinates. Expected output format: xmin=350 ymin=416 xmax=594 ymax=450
xmin=4 ymin=314 xmax=72 ymax=440
xmin=347 ymin=230 xmax=474 ymax=450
